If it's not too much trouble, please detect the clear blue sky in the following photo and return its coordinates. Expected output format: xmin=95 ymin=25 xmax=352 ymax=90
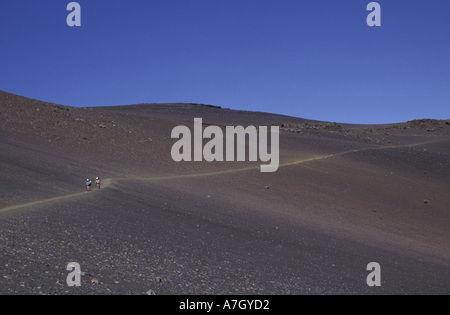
xmin=1 ymin=1 xmax=449 ymax=124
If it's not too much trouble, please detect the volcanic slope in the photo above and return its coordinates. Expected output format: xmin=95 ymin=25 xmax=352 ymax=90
xmin=0 ymin=90 xmax=449 ymax=295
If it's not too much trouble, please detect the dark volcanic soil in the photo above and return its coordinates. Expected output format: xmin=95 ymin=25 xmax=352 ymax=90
xmin=0 ymin=91 xmax=449 ymax=295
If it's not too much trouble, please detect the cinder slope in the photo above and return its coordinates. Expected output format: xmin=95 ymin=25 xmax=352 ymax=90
xmin=0 ymin=91 xmax=449 ymax=294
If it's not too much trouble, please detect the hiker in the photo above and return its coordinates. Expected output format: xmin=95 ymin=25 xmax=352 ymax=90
xmin=86 ymin=179 xmax=92 ymax=191
xmin=95 ymin=177 xmax=101 ymax=189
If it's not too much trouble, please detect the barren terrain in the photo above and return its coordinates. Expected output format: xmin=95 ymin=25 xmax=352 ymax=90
xmin=1 ymin=90 xmax=449 ymax=294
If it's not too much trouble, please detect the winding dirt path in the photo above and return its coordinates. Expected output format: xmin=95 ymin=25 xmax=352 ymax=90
xmin=0 ymin=139 xmax=446 ymax=214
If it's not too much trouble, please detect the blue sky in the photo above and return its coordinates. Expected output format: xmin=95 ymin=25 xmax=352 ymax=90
xmin=0 ymin=1 xmax=449 ymax=124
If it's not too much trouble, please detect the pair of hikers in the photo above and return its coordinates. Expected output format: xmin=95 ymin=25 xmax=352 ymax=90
xmin=86 ymin=177 xmax=101 ymax=191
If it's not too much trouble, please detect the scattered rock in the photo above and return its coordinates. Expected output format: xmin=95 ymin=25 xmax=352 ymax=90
xmin=146 ymin=289 xmax=156 ymax=295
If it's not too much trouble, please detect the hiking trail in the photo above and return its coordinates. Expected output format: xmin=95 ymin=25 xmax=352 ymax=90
xmin=0 ymin=139 xmax=447 ymax=215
